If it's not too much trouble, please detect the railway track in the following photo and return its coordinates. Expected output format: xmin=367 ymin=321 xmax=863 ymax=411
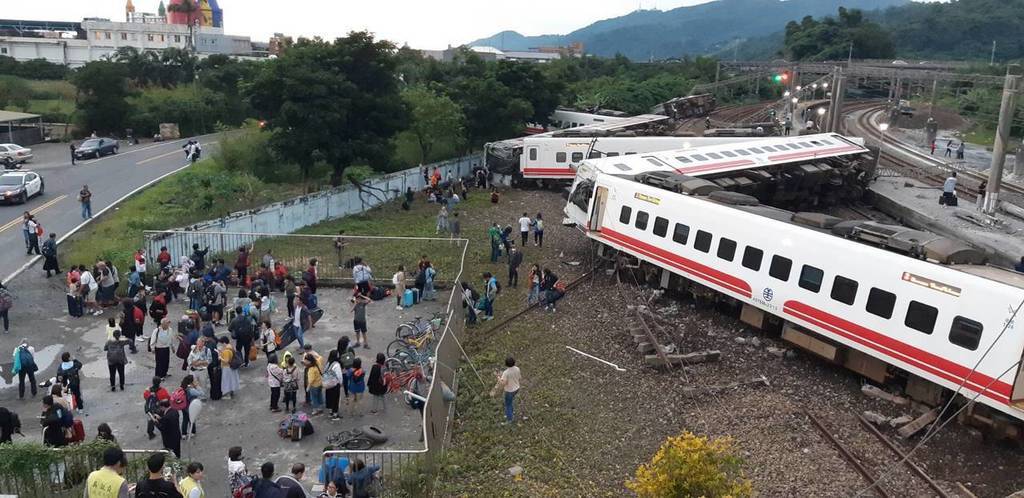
xmin=803 ymin=407 xmax=953 ymax=497
xmin=851 ymin=106 xmax=1024 ymax=199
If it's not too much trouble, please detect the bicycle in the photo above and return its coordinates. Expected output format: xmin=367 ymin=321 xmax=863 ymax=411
xmin=387 ymin=328 xmax=434 ymax=355
xmin=395 ymin=312 xmax=444 ymax=339
xmin=383 ymin=361 xmax=426 ymax=394
xmin=326 ymin=428 xmax=376 ymax=450
xmin=387 ymin=343 xmax=434 ymax=367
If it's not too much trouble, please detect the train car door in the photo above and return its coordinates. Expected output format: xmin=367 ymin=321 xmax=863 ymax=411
xmin=589 ymin=186 xmax=609 ymax=231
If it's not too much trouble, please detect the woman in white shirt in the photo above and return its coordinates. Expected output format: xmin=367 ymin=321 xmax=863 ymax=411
xmin=496 ymin=356 xmax=521 ymax=425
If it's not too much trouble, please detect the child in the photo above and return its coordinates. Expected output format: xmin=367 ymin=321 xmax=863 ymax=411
xmin=283 ymin=356 xmax=299 ymax=414
xmin=347 ymin=358 xmax=366 ymax=414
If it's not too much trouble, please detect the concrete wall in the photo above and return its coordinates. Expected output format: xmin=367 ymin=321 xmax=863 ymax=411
xmin=145 ymin=154 xmax=484 ymax=260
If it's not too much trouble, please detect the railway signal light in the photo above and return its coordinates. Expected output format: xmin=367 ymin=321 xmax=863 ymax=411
xmin=772 ymin=71 xmax=790 ymax=84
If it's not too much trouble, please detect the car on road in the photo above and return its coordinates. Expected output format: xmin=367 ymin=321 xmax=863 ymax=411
xmin=73 ymin=138 xmax=119 ymax=160
xmin=0 ymin=143 xmax=33 ymax=167
xmin=0 ymin=171 xmax=43 ymax=204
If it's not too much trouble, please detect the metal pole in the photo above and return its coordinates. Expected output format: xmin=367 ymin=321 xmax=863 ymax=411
xmin=832 ymin=71 xmax=846 ymax=134
xmin=928 ymin=79 xmax=938 ymax=119
xmin=991 ymin=40 xmax=997 ymax=66
xmin=984 ymin=69 xmax=1021 ymax=214
xmin=714 ymin=62 xmax=720 ymax=86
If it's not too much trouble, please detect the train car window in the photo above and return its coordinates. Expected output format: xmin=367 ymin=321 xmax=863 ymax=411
xmin=717 ymin=238 xmax=737 ymax=261
xmin=798 ymin=142 xmax=811 ymax=147
xmin=529 ymin=149 xmax=537 ymax=161
xmin=635 ymin=211 xmax=649 ymax=230
xmin=830 ymin=276 xmax=858 ymax=305
xmin=742 ymin=246 xmax=763 ymax=270
xmin=571 ymin=152 xmax=584 ymax=162
xmin=613 ymin=163 xmax=631 ymax=172
xmin=775 ymin=144 xmax=790 ymax=150
xmin=949 ymin=316 xmax=983 ymax=351
xmin=694 ymin=230 xmax=712 ymax=253
xmin=820 ymin=139 xmax=833 ymax=145
xmin=692 ymin=154 xmax=707 ymax=161
xmin=762 ymin=145 xmax=777 ymax=152
xmin=769 ymin=255 xmax=792 ymax=281
xmin=810 ymin=141 xmax=822 ymax=146
xmin=556 ymin=152 xmax=567 ymax=163
xmin=653 ymin=217 xmax=669 ymax=237
xmin=569 ymin=179 xmax=594 ymax=212
xmin=625 ymin=152 xmax=637 ymax=155
xmin=706 ymin=152 xmax=722 ymax=160
xmin=866 ymin=288 xmax=897 ymax=319
xmin=646 ymin=157 xmax=669 ymax=167
xmin=905 ymin=301 xmax=938 ymax=334
xmin=736 ymin=149 xmax=751 ymax=156
xmin=798 ymin=265 xmax=824 ymax=292
xmin=675 ymin=156 xmax=693 ymax=163
xmin=619 ymin=206 xmax=632 ymax=224
xmin=607 ymin=152 xmax=620 ymax=157
xmin=589 ymin=151 xmax=602 ymax=159
xmin=673 ymin=223 xmax=690 ymax=244
xmin=749 ymin=148 xmax=763 ymax=153
xmin=721 ymin=151 xmax=737 ymax=158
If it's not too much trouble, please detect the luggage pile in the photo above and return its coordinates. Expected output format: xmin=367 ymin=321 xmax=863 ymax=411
xmin=278 ymin=412 xmax=315 ymax=441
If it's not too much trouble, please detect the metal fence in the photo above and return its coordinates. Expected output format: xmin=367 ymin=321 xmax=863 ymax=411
xmin=143 ymin=154 xmax=482 ymax=257
xmin=0 ymin=447 xmax=173 ymax=497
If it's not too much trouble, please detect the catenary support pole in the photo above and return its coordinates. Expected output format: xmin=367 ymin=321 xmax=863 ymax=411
xmin=984 ymin=69 xmax=1022 ymax=214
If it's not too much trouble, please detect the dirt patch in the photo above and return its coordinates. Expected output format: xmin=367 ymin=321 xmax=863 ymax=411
xmin=899 ymin=105 xmax=968 ymax=131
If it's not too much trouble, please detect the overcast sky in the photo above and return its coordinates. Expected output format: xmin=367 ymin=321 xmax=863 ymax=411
xmin=6 ymin=0 xmax=709 ymax=49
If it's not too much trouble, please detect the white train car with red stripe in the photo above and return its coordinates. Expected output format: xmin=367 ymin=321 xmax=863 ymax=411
xmin=564 ymin=133 xmax=1024 ymax=427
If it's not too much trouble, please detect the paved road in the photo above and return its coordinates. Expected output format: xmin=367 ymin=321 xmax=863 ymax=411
xmin=0 ymin=135 xmax=221 ymax=281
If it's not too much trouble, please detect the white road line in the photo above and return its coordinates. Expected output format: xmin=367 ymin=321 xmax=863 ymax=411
xmin=0 ymin=194 xmax=68 ymax=233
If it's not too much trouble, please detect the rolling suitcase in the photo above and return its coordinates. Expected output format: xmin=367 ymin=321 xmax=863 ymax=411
xmin=66 ymin=294 xmax=83 ymax=318
xmin=402 ymin=289 xmax=414 ymax=308
xmin=70 ymin=419 xmax=85 ymax=443
xmin=411 ymin=288 xmax=421 ymax=304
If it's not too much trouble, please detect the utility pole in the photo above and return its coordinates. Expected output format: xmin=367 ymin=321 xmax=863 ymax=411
xmin=847 ymin=42 xmax=853 ymax=66
xmin=990 ymin=40 xmax=997 ymax=66
xmin=984 ymin=67 xmax=1021 ymax=214
xmin=928 ymin=79 xmax=938 ymax=119
xmin=831 ymin=68 xmax=846 ymax=134
xmin=714 ymin=61 xmax=720 ymax=86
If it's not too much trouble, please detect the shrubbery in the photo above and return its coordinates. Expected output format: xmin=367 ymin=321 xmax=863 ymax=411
xmin=626 ymin=432 xmax=753 ymax=498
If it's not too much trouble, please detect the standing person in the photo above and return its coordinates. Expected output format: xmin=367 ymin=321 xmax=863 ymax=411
xmin=120 ymin=298 xmax=142 ymax=353
xmin=292 ymin=299 xmax=311 ymax=349
xmin=174 ymin=375 xmax=203 ymax=439
xmin=305 ymin=353 xmax=324 ymax=416
xmin=977 ymin=180 xmax=988 ymax=210
xmin=275 ymin=463 xmax=309 ymax=498
xmin=957 ymin=141 xmax=966 ymax=160
xmin=104 ymin=330 xmax=130 ymax=391
xmin=152 ymin=400 xmax=181 ymax=458
xmin=348 ymin=459 xmax=381 ymax=498
xmin=69 ymin=143 xmax=77 ymax=166
xmin=79 ymin=185 xmax=93 ymax=220
xmin=346 ymin=358 xmax=366 ymax=415
xmin=40 ymin=395 xmax=67 ymax=447
xmin=282 ymin=355 xmax=299 ymax=413
xmin=57 ymin=352 xmax=85 ymax=413
xmin=323 ymin=350 xmax=344 ymax=420
xmin=336 ymin=336 xmax=355 ymax=404
xmin=260 ymin=320 xmax=278 ymax=360
xmin=422 ymin=262 xmax=437 ymax=301
xmin=42 ymin=233 xmax=60 ymax=277
xmin=481 ymin=272 xmax=497 ymax=321
xmin=945 ymin=140 xmax=953 ymax=158
xmin=508 ymin=247 xmax=522 ymax=288
xmin=227 ymin=447 xmax=250 ymax=496
xmin=436 ymin=205 xmax=449 ymax=234
xmin=190 ymin=244 xmax=210 ymax=272
xmin=219 ymin=336 xmax=240 ymax=399
xmin=352 ymin=258 xmax=372 ymax=296
xmin=20 ymin=212 xmax=31 ymax=251
xmin=392 ymin=265 xmax=406 ymax=311
xmin=527 ymin=264 xmax=541 ymax=305
xmin=187 ymin=337 xmax=213 ymax=391
xmin=79 ymin=265 xmax=101 ymax=316
xmin=25 ymin=215 xmax=40 ymax=255
xmin=351 ymin=292 xmax=370 ymax=348
xmin=178 ymin=462 xmax=206 ymax=498
xmin=149 ymin=318 xmax=175 ymax=380
xmin=86 ymin=447 xmax=130 ymax=498
xmin=533 ymin=213 xmax=544 ymax=247
xmin=156 ymin=246 xmax=172 ymax=271
xmin=230 ymin=307 xmax=255 ymax=368
xmin=267 ymin=351 xmax=284 ymax=412
xmin=334 ymin=232 xmax=347 ymax=269
xmin=488 ymin=223 xmax=501 ymax=262
xmin=368 ymin=353 xmax=387 ymax=413
xmin=942 ymin=171 xmax=958 ymax=207
xmin=0 ymin=282 xmax=10 ymax=334
xmin=449 ymin=211 xmax=461 ymax=242
xmin=12 ymin=340 xmax=37 ymax=399
xmin=304 ymin=259 xmax=319 ymax=296
xmin=495 ymin=356 xmax=521 ymax=425
xmin=235 ymin=246 xmax=251 ymax=283
xmin=783 ymin=118 xmax=792 ymax=136
xmin=135 ymin=453 xmax=183 ymax=496
xmin=518 ymin=213 xmax=531 ymax=246
xmin=285 ymin=275 xmax=297 ymax=318
xmin=127 ymin=265 xmax=142 ymax=300
xmin=142 ymin=377 xmax=169 ymax=440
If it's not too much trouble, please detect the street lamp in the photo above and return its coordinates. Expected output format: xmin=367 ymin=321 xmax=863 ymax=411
xmin=876 ymin=122 xmax=890 ymax=169
xmin=784 ymin=90 xmax=791 ymax=97
xmin=816 ymin=106 xmax=827 ymax=131
xmin=812 ymin=83 xmax=818 ymax=98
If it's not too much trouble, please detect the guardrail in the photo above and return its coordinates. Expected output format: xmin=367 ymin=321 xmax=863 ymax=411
xmin=0 ymin=445 xmax=173 ymax=497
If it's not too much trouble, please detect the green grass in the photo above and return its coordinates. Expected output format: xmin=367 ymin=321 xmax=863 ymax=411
xmin=26 ymin=79 xmax=76 ymax=101
xmin=59 ymin=154 xmax=303 ymax=268
xmin=24 ymin=99 xmax=74 ymax=116
xmin=962 ymin=125 xmax=996 ymax=147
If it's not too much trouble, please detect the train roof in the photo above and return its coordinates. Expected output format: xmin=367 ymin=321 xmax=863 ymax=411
xmin=487 ymin=114 xmax=671 ymax=150
xmin=580 ymin=133 xmax=868 ymax=178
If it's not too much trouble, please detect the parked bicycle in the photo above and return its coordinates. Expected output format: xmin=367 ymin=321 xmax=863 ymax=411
xmin=383 ymin=361 xmax=426 ymax=394
xmin=395 ymin=312 xmax=444 ymax=339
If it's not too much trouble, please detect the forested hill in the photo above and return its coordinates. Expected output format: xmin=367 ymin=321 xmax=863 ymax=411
xmin=466 ymin=0 xmax=906 ymax=60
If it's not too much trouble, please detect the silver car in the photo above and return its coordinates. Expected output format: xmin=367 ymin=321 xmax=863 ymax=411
xmin=0 ymin=144 xmax=32 ymax=166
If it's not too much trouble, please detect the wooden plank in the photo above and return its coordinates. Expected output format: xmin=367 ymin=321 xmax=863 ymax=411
xmin=644 ymin=350 xmax=721 ymax=368
xmin=897 ymin=407 xmax=940 ymax=438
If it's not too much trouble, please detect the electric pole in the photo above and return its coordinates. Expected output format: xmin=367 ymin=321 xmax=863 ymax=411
xmin=983 ymin=66 xmax=1021 ymax=214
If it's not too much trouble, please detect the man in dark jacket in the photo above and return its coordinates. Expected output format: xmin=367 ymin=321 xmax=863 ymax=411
xmin=229 ymin=308 xmax=255 ymax=367
xmin=0 ymin=407 xmax=21 ymax=443
xmin=508 ymin=246 xmax=523 ymax=288
xmin=275 ymin=463 xmax=309 ymax=498
xmin=57 ymin=352 xmax=85 ymax=412
xmin=191 ymin=244 xmax=210 ymax=272
xmin=154 ymin=399 xmax=181 ymax=458
xmin=254 ymin=462 xmax=285 ymax=498
xmin=40 ymin=396 xmax=66 ymax=447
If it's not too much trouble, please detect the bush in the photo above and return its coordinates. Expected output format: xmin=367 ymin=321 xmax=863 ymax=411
xmin=626 ymin=432 xmax=753 ymax=498
xmin=0 ymin=75 xmax=32 ymax=110
xmin=215 ymin=123 xmax=298 ymax=183
xmin=127 ymin=84 xmax=232 ymax=137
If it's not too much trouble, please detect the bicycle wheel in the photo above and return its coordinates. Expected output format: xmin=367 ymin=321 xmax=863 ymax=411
xmin=384 ymin=357 xmax=408 ymax=374
xmin=344 ymin=437 xmax=374 ymax=450
xmin=386 ymin=339 xmax=409 ymax=358
xmin=396 ymin=323 xmax=417 ymax=339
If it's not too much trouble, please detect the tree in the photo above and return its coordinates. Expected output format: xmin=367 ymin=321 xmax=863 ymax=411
xmin=0 ymin=76 xmax=32 ymax=111
xmin=402 ymin=85 xmax=465 ymax=162
xmin=627 ymin=432 xmax=753 ymax=498
xmin=71 ymin=61 xmax=133 ymax=135
xmin=247 ymin=32 xmax=408 ymax=184
xmin=783 ymin=8 xmax=894 ymax=61
xmin=494 ymin=60 xmax=564 ymax=127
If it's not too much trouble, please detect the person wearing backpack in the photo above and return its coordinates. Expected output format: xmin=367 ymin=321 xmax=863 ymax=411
xmin=230 ymin=307 xmax=256 ymax=368
xmin=480 ymin=272 xmax=498 ymax=321
xmin=135 ymin=452 xmax=183 ymax=498
xmin=347 ymin=358 xmax=366 ymax=416
xmin=12 ymin=340 xmax=37 ymax=399
xmin=323 ymin=350 xmax=345 ymax=420
xmin=368 ymin=353 xmax=387 ymax=413
xmin=336 ymin=336 xmax=356 ymax=402
xmin=282 ymin=356 xmax=300 ymax=414
xmin=104 ymin=330 xmax=131 ymax=392
xmin=174 ymin=375 xmax=203 ymax=439
xmin=219 ymin=336 xmax=241 ymax=399
xmin=40 ymin=395 xmax=67 ymax=447
xmin=57 ymin=352 xmax=85 ymax=413
xmin=142 ymin=376 xmax=169 ymax=439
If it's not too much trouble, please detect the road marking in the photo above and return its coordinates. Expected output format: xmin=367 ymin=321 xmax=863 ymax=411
xmin=0 ymin=194 xmax=69 ymax=232
xmin=136 ymin=141 xmax=217 ymax=166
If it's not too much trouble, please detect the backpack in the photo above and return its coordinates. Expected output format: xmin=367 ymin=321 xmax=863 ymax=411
xmin=135 ymin=479 xmax=177 ymax=498
xmin=186 ymin=280 xmax=203 ymax=300
xmin=493 ymin=278 xmax=502 ymax=295
xmin=17 ymin=347 xmax=36 ymax=374
xmin=203 ymin=284 xmax=217 ymax=305
xmin=340 ymin=348 xmax=356 ymax=369
xmin=229 ymin=472 xmax=254 ymax=498
xmin=0 ymin=288 xmax=12 ymax=312
xmin=59 ymin=406 xmax=74 ymax=428
xmin=144 ymin=391 xmax=160 ymax=414
xmin=228 ymin=348 xmax=242 ymax=370
xmin=169 ymin=387 xmax=188 ymax=411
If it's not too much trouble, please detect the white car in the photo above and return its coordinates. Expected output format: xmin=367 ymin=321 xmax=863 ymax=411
xmin=0 ymin=144 xmax=32 ymax=166
xmin=0 ymin=171 xmax=44 ymax=204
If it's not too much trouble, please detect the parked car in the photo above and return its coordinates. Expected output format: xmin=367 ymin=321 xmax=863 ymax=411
xmin=73 ymin=138 xmax=119 ymax=159
xmin=0 ymin=171 xmax=44 ymax=204
xmin=0 ymin=144 xmax=33 ymax=166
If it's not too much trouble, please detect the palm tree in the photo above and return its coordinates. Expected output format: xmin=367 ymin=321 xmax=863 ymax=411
xmin=167 ymin=0 xmax=200 ymax=52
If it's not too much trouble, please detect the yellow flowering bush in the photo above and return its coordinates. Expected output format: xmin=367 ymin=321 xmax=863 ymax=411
xmin=626 ymin=431 xmax=753 ymax=498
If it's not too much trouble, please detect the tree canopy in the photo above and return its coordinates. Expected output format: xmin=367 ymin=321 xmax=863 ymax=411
xmin=783 ymin=7 xmax=894 ymax=61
